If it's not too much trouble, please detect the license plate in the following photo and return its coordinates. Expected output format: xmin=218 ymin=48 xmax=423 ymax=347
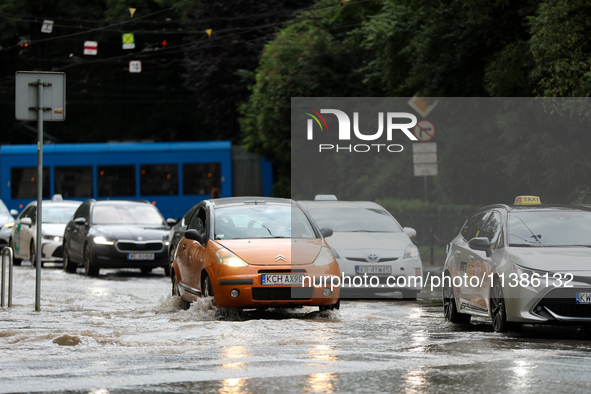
xmin=127 ymin=253 xmax=155 ymax=260
xmin=576 ymin=292 xmax=591 ymax=304
xmin=261 ymin=274 xmax=303 ymax=285
xmin=355 ymin=265 xmax=392 ymax=275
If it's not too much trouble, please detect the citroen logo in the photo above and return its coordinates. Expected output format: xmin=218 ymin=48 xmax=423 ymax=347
xmin=275 ymin=254 xmax=287 ymax=262
xmin=367 ymin=253 xmax=379 ymax=262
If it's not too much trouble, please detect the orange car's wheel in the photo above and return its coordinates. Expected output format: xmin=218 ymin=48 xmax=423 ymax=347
xmin=202 ymin=275 xmax=214 ymax=298
xmin=171 ymin=271 xmax=189 ymax=310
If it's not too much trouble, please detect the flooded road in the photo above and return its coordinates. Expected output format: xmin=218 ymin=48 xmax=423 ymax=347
xmin=2 ymin=264 xmax=591 ymax=393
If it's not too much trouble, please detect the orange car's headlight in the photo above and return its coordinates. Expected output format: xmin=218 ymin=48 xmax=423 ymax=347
xmin=313 ymin=247 xmax=335 ymax=266
xmin=215 ymin=248 xmax=249 ymax=267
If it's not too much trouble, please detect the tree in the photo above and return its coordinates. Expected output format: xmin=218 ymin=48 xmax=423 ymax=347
xmin=181 ymin=0 xmax=316 ymax=141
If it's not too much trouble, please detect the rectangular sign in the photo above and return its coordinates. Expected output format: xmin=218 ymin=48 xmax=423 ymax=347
xmin=412 ymin=142 xmax=437 ymax=154
xmin=413 ymin=153 xmax=437 ymax=164
xmin=15 ymin=71 xmax=66 ymax=122
xmin=414 ymin=164 xmax=438 ymax=177
xmin=84 ymin=41 xmax=97 ymax=55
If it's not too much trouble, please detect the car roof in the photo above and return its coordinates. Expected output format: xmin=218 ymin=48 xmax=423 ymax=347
xmin=298 ymin=200 xmax=385 ymax=210
xmin=210 ymin=197 xmax=295 ymax=207
xmin=25 ymin=200 xmax=82 ymax=207
xmin=475 ymin=204 xmax=591 ymax=214
xmin=93 ymin=200 xmax=152 ymax=206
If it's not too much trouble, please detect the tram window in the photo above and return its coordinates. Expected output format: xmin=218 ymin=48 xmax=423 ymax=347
xmin=10 ymin=167 xmax=50 ymax=199
xmin=97 ymin=165 xmax=135 ymax=197
xmin=183 ymin=163 xmax=221 ymax=195
xmin=140 ymin=164 xmax=178 ymax=196
xmin=54 ymin=166 xmax=93 ymax=197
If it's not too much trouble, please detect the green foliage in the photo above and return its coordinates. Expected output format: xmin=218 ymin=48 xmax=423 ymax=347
xmin=530 ymin=0 xmax=591 ymax=96
xmin=376 ymin=198 xmax=479 ymax=244
xmin=239 ymin=0 xmax=377 ymax=196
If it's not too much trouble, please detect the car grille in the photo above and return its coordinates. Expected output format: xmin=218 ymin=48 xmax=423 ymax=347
xmin=347 ymin=257 xmax=398 ymax=263
xmin=252 ymin=287 xmax=313 ymax=301
xmin=537 ymin=288 xmax=591 ymax=318
xmin=257 ymin=269 xmax=306 ymax=274
xmin=116 ymin=242 xmax=163 ymax=252
xmin=0 ymin=239 xmax=7 ymax=246
xmin=52 ymin=246 xmax=63 ymax=258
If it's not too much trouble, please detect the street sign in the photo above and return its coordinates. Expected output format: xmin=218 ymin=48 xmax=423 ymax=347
xmin=84 ymin=41 xmax=97 ymax=55
xmin=129 ymin=61 xmax=142 ymax=73
xmin=408 ymin=95 xmax=439 ymax=118
xmin=412 ymin=142 xmax=437 ymax=177
xmin=412 ymin=119 xmax=436 ymax=142
xmin=412 ymin=142 xmax=437 ymax=154
xmin=15 ymin=71 xmax=66 ymax=122
xmin=414 ymin=164 xmax=438 ymax=176
xmin=122 ymin=33 xmax=135 ymax=49
xmin=41 ymin=20 xmax=54 ymax=34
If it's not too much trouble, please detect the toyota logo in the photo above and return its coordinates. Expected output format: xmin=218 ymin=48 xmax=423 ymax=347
xmin=367 ymin=253 xmax=379 ymax=261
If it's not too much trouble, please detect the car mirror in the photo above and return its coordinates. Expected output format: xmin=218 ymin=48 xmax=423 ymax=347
xmin=20 ymin=217 xmax=32 ymax=226
xmin=185 ymin=229 xmax=207 ymax=245
xmin=10 ymin=209 xmax=18 ymax=217
xmin=468 ymin=237 xmax=492 ymax=257
xmin=320 ymin=227 xmax=333 ymax=238
xmin=74 ymin=217 xmax=87 ymax=226
xmin=403 ymin=227 xmax=417 ymax=238
xmin=166 ymin=218 xmax=178 ymax=226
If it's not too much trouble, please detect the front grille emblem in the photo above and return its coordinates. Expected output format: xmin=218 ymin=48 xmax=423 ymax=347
xmin=367 ymin=253 xmax=379 ymax=262
xmin=275 ymin=254 xmax=287 ymax=262
xmin=137 ymin=236 xmax=143 ymax=241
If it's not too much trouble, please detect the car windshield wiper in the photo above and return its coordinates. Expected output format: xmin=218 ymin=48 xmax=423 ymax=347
xmin=543 ymin=244 xmax=591 ymax=248
xmin=347 ymin=230 xmax=391 ymax=233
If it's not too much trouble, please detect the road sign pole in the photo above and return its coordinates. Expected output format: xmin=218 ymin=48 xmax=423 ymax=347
xmin=424 ymin=176 xmax=428 ymax=202
xmin=35 ymin=79 xmax=44 ymax=312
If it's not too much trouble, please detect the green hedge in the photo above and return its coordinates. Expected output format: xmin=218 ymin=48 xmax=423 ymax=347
xmin=375 ymin=198 xmax=480 ymax=246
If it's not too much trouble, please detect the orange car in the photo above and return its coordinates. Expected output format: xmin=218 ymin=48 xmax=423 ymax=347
xmin=171 ymin=197 xmax=341 ymax=310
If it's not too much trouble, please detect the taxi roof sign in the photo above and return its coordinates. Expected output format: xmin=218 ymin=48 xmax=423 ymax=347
xmin=514 ymin=196 xmax=541 ymax=205
xmin=314 ymin=194 xmax=338 ymax=201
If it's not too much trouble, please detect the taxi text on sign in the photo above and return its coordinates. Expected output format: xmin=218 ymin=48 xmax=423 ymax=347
xmin=15 ymin=71 xmax=66 ymax=122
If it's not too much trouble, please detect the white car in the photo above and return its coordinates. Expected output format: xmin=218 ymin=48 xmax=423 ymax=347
xmin=299 ymin=196 xmax=423 ymax=299
xmin=10 ymin=197 xmax=81 ymax=267
xmin=0 ymin=199 xmax=18 ymax=250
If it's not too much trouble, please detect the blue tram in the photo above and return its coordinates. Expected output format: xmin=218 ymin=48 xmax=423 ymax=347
xmin=0 ymin=141 xmax=273 ymax=219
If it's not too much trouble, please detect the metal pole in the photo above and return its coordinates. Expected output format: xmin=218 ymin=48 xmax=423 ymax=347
xmin=423 ymin=176 xmax=428 ymax=202
xmin=1 ymin=247 xmax=13 ymax=307
xmin=36 ymin=79 xmax=43 ymax=312
xmin=1 ymin=249 xmax=5 ymax=307
xmin=8 ymin=249 xmax=13 ymax=307
xmin=430 ymin=226 xmax=434 ymax=266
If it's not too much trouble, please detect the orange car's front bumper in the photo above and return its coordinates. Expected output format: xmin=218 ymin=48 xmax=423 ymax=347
xmin=210 ymin=263 xmax=341 ymax=308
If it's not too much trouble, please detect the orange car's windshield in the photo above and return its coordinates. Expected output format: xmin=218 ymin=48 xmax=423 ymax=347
xmin=214 ymin=204 xmax=316 ymax=240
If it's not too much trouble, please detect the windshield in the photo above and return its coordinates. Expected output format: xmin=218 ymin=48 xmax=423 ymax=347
xmin=42 ymin=205 xmax=79 ymax=224
xmin=93 ymin=204 xmax=165 ymax=225
xmin=307 ymin=207 xmax=403 ymax=233
xmin=214 ymin=204 xmax=315 ymax=240
xmin=0 ymin=200 xmax=8 ymax=215
xmin=508 ymin=210 xmax=591 ymax=247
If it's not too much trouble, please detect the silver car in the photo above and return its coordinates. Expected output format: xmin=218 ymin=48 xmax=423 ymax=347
xmin=443 ymin=198 xmax=591 ymax=332
xmin=10 ymin=197 xmax=81 ymax=267
xmin=299 ymin=197 xmax=423 ymax=299
xmin=0 ymin=199 xmax=18 ymax=250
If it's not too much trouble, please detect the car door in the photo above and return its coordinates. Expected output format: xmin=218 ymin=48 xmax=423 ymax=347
xmin=473 ymin=210 xmax=503 ymax=310
xmin=185 ymin=206 xmax=209 ymax=290
xmin=13 ymin=206 xmax=33 ymax=258
xmin=456 ymin=211 xmax=490 ymax=310
xmin=69 ymin=203 xmax=90 ymax=261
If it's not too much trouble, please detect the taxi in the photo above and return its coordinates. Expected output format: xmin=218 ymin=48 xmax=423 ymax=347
xmin=170 ymin=197 xmax=341 ymax=310
xmin=443 ymin=196 xmax=591 ymax=332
